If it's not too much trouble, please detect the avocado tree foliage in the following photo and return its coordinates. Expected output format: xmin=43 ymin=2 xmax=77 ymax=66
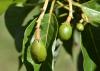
xmin=1 ymin=0 xmax=100 ymax=71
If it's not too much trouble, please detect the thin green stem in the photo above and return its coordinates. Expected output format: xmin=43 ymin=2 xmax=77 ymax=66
xmin=56 ymin=1 xmax=69 ymax=10
xmin=57 ymin=0 xmax=82 ymax=9
xmin=72 ymin=1 xmax=82 ymax=8
xmin=59 ymin=13 xmax=68 ymax=18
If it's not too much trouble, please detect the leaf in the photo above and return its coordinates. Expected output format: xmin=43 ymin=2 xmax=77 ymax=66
xmin=22 ymin=18 xmax=41 ymax=71
xmin=23 ymin=5 xmax=41 ymax=27
xmin=74 ymin=30 xmax=96 ymax=71
xmin=40 ymin=14 xmax=58 ymax=47
xmin=0 ymin=0 xmax=13 ymax=15
xmin=82 ymin=0 xmax=100 ymax=27
xmin=5 ymin=5 xmax=34 ymax=52
xmin=81 ymin=24 xmax=100 ymax=67
xmin=22 ymin=13 xmax=58 ymax=71
xmin=39 ymin=14 xmax=58 ymax=71
xmin=81 ymin=44 xmax=96 ymax=71
xmin=5 ymin=4 xmax=40 ymax=70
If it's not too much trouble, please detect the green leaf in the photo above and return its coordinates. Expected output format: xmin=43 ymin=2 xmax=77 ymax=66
xmin=81 ymin=44 xmax=96 ymax=71
xmin=81 ymin=24 xmax=100 ymax=67
xmin=74 ymin=30 xmax=96 ymax=71
xmin=23 ymin=5 xmax=41 ymax=26
xmin=40 ymin=14 xmax=58 ymax=47
xmin=4 ymin=4 xmax=40 ymax=70
xmin=22 ymin=18 xmax=41 ymax=71
xmin=22 ymin=13 xmax=58 ymax=71
xmin=0 ymin=0 xmax=13 ymax=15
xmin=82 ymin=0 xmax=100 ymax=27
xmin=39 ymin=14 xmax=58 ymax=71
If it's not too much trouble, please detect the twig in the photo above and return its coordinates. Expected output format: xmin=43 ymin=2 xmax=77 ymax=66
xmin=56 ymin=1 xmax=69 ymax=10
xmin=64 ymin=0 xmax=82 ymax=8
xmin=36 ymin=0 xmax=49 ymax=28
xmin=72 ymin=1 xmax=82 ymax=8
xmin=57 ymin=0 xmax=82 ymax=13
xmin=35 ymin=0 xmax=49 ymax=40
xmin=66 ymin=0 xmax=73 ymax=23
xmin=59 ymin=13 xmax=68 ymax=18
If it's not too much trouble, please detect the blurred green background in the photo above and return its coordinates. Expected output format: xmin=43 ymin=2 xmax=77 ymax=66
xmin=0 ymin=13 xmax=78 ymax=71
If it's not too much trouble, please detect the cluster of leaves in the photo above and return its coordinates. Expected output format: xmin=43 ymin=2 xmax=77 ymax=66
xmin=0 ymin=0 xmax=100 ymax=71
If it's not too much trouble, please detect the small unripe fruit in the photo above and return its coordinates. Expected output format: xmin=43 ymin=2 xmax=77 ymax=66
xmin=76 ymin=23 xmax=84 ymax=31
xmin=31 ymin=40 xmax=47 ymax=64
xmin=59 ymin=23 xmax=72 ymax=40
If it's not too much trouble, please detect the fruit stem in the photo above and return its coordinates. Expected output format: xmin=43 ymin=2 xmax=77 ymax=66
xmin=81 ymin=13 xmax=89 ymax=26
xmin=35 ymin=0 xmax=49 ymax=40
xmin=79 ymin=19 xmax=84 ymax=24
xmin=82 ymin=13 xmax=89 ymax=23
xmin=66 ymin=0 xmax=73 ymax=23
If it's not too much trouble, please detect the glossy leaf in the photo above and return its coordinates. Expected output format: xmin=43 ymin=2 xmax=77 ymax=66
xmin=82 ymin=0 xmax=100 ymax=27
xmin=22 ymin=18 xmax=41 ymax=71
xmin=39 ymin=14 xmax=58 ymax=71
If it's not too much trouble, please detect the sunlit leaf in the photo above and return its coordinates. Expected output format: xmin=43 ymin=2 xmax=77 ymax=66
xmin=22 ymin=18 xmax=41 ymax=71
xmin=82 ymin=0 xmax=100 ymax=27
xmin=81 ymin=44 xmax=96 ymax=71
xmin=39 ymin=14 xmax=58 ymax=71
